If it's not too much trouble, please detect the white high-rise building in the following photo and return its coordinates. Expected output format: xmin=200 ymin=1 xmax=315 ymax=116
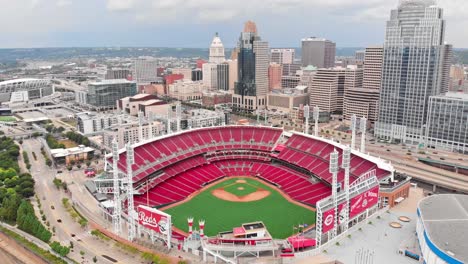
xmin=202 ymin=63 xmax=218 ymax=90
xmin=375 ymin=0 xmax=452 ymax=144
xmin=132 ymin=59 xmax=159 ymax=85
xmin=271 ymin=49 xmax=295 ymax=64
xmin=209 ymin=33 xmax=225 ymax=64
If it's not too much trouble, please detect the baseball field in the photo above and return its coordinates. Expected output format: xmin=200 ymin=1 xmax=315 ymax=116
xmin=162 ymin=177 xmax=316 ymax=239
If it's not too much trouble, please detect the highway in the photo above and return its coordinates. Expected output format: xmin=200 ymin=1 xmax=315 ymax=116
xmin=317 ymin=124 xmax=468 ymax=193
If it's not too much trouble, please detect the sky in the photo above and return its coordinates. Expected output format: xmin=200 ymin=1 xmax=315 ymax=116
xmin=0 ymin=0 xmax=467 ymax=49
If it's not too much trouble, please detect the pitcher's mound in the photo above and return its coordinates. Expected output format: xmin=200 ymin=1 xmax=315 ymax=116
xmin=212 ymin=188 xmax=270 ymax=202
xmin=236 ymin=180 xmax=247 ymax=183
xmin=237 ymin=187 xmax=244 ymax=190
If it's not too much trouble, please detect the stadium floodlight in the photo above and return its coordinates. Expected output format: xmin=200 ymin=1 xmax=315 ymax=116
xmin=313 ymin=106 xmax=319 ymax=136
xmin=351 ymin=115 xmax=357 ymax=150
xmin=126 ymin=143 xmax=136 ymax=241
xmin=112 ymin=139 xmax=122 ymax=235
xmin=360 ymin=116 xmax=367 ymax=153
xmin=304 ymin=105 xmax=310 ymax=135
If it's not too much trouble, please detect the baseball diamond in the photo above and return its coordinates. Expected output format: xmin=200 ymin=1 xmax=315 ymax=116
xmin=162 ymin=177 xmax=316 ymax=239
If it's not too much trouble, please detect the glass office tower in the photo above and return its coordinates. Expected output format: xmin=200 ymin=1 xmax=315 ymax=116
xmin=375 ymin=0 xmax=451 ymax=144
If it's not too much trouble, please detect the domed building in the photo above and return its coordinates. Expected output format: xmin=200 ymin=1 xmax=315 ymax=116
xmin=209 ymin=32 xmax=225 ymax=64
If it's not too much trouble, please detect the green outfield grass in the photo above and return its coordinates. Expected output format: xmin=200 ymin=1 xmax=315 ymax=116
xmin=163 ymin=177 xmax=316 ymax=239
xmin=0 ymin=116 xmax=16 ymax=122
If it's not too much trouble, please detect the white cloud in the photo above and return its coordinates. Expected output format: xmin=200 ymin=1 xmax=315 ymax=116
xmin=56 ymin=0 xmax=72 ymax=7
xmin=106 ymin=0 xmax=136 ymax=11
xmin=1 ymin=0 xmax=468 ymax=48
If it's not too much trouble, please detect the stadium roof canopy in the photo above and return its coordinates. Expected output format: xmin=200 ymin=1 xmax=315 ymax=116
xmin=418 ymin=194 xmax=468 ymax=263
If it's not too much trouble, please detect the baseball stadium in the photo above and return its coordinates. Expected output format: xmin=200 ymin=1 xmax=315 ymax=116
xmin=104 ymin=125 xmax=395 ymax=260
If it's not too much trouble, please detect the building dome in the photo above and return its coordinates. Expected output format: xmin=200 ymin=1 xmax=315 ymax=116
xmin=209 ymin=32 xmax=225 ymax=64
xmin=243 ymin=21 xmax=258 ymax=33
xmin=210 ymin=32 xmax=224 ymax=48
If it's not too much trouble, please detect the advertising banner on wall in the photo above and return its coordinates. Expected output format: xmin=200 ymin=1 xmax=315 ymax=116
xmin=137 ymin=205 xmax=172 ymax=248
xmin=349 ymin=185 xmax=379 ymax=219
xmin=321 ymin=203 xmax=346 ymax=233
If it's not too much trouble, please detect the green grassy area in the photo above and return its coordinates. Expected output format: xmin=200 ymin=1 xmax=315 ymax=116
xmin=223 ymin=180 xmax=259 ymax=196
xmin=57 ymin=139 xmax=78 ymax=148
xmin=0 ymin=116 xmax=16 ymax=122
xmin=164 ymin=178 xmax=315 ymax=239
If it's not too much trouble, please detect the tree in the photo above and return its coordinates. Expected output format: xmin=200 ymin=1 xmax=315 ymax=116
xmin=61 ymin=181 xmax=68 ymax=191
xmin=16 ymin=200 xmax=51 ymax=242
xmin=93 ymin=256 xmax=97 ymax=263
xmin=53 ymin=178 xmax=62 ymax=189
xmin=50 ymin=241 xmax=70 ymax=257
xmin=0 ymin=194 xmax=20 ymax=222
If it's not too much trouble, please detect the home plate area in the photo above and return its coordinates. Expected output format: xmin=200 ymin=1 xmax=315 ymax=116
xmin=211 ymin=179 xmax=271 ymax=202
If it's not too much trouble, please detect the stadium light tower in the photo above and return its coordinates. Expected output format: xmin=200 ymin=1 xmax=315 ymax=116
xmin=313 ymin=106 xmax=319 ymax=137
xmin=341 ymin=146 xmax=351 ymax=233
xmin=112 ymin=139 xmax=122 ymax=235
xmin=167 ymin=107 xmax=172 ymax=135
xmin=176 ymin=101 xmax=182 ymax=132
xmin=257 ymin=109 xmax=260 ymax=126
xmin=329 ymin=149 xmax=339 ymax=239
xmin=138 ymin=111 xmax=144 ymax=142
xmin=126 ymin=143 xmax=136 ymax=241
xmin=360 ymin=116 xmax=367 ymax=153
xmin=304 ymin=105 xmax=310 ymax=135
xmin=351 ymin=114 xmax=357 ymax=150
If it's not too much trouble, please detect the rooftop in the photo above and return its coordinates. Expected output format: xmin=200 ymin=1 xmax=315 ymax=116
xmin=139 ymin=99 xmax=166 ymax=106
xmin=89 ymin=79 xmax=135 ymax=85
xmin=0 ymin=78 xmax=49 ymax=86
xmin=433 ymin=92 xmax=468 ymax=101
xmin=303 ymin=65 xmax=317 ymax=71
xmin=418 ymin=194 xmax=468 ymax=263
xmin=51 ymin=145 xmax=95 ymax=158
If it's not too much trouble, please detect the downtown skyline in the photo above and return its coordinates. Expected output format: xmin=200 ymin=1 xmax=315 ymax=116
xmin=1 ymin=0 xmax=467 ymax=49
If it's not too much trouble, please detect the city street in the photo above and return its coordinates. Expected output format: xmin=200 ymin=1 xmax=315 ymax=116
xmin=21 ymin=138 xmax=142 ymax=264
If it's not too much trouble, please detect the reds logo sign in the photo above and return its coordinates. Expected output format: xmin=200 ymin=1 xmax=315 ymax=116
xmin=138 ymin=206 xmax=170 ymax=235
xmin=324 ymin=214 xmax=334 ymax=226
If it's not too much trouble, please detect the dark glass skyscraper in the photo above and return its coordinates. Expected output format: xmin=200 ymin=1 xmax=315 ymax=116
xmin=235 ymin=28 xmax=258 ymax=97
xmin=233 ymin=21 xmax=269 ymax=112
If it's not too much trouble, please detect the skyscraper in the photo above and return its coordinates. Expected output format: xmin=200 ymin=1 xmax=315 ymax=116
xmin=233 ymin=21 xmax=269 ymax=112
xmin=132 ymin=59 xmax=159 ymax=85
xmin=209 ymin=33 xmax=225 ymax=64
xmin=362 ymin=47 xmax=384 ymax=91
xmin=217 ymin=62 xmax=229 ymax=91
xmin=309 ymin=68 xmax=346 ymax=114
xmin=268 ymin=63 xmax=282 ymax=90
xmin=301 ymin=37 xmax=336 ymax=68
xmin=202 ymin=63 xmax=218 ymax=90
xmin=343 ymin=46 xmax=383 ymax=122
xmin=375 ymin=0 xmax=452 ymax=144
xmin=271 ymin=49 xmax=295 ymax=64
xmin=227 ymin=59 xmax=238 ymax=93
